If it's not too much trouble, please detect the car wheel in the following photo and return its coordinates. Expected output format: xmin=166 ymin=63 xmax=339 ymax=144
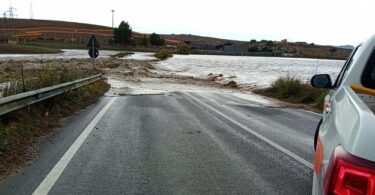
xmin=314 ymin=118 xmax=323 ymax=151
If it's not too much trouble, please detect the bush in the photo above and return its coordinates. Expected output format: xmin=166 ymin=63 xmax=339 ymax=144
xmin=141 ymin=35 xmax=149 ymax=47
xmin=255 ymin=77 xmax=329 ymax=109
xmin=315 ymin=91 xmax=328 ymax=109
xmin=176 ymin=45 xmax=191 ymax=55
xmin=248 ymin=46 xmax=259 ymax=52
xmin=261 ymin=47 xmax=273 ymax=52
xmin=155 ymin=49 xmax=173 ymax=60
xmin=266 ymin=41 xmax=274 ymax=47
xmin=149 ymin=33 xmax=165 ymax=46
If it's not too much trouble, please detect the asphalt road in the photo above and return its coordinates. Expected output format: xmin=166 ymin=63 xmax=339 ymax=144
xmin=0 ymin=92 xmax=321 ymax=195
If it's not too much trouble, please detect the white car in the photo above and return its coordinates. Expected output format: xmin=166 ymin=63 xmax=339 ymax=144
xmin=311 ymin=34 xmax=375 ymax=195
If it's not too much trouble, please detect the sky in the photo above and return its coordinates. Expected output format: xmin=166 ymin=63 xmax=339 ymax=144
xmin=3 ymin=0 xmax=375 ymax=46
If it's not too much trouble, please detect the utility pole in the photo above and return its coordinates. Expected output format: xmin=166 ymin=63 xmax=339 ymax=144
xmin=30 ymin=2 xmax=33 ymax=19
xmin=3 ymin=13 xmax=7 ymax=43
xmin=8 ymin=0 xmax=16 ymax=40
xmin=111 ymin=10 xmax=115 ymax=28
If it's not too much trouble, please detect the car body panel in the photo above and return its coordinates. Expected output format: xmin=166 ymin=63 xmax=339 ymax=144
xmin=312 ymin=34 xmax=375 ymax=194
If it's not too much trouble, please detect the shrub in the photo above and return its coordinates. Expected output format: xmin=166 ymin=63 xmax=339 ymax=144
xmin=261 ymin=47 xmax=273 ymax=52
xmin=255 ymin=77 xmax=329 ymax=109
xmin=248 ymin=46 xmax=259 ymax=52
xmin=176 ymin=45 xmax=191 ymax=55
xmin=149 ymin=33 xmax=165 ymax=46
xmin=155 ymin=49 xmax=173 ymax=60
xmin=142 ymin=35 xmax=149 ymax=47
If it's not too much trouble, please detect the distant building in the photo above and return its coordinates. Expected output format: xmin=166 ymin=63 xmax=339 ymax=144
xmin=164 ymin=39 xmax=183 ymax=48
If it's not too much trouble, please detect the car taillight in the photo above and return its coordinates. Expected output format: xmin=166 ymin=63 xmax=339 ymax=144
xmin=324 ymin=146 xmax=375 ymax=195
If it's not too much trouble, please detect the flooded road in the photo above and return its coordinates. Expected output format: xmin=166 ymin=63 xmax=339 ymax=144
xmin=0 ymin=50 xmax=346 ymax=88
xmin=154 ymin=54 xmax=346 ymax=87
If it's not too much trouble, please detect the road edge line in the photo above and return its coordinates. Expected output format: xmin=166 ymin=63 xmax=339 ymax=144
xmin=184 ymin=92 xmax=314 ymax=170
xmin=32 ymin=97 xmax=117 ymax=195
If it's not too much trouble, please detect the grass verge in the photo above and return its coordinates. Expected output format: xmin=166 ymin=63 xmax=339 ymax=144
xmin=0 ymin=79 xmax=110 ymax=179
xmin=0 ymin=44 xmax=62 ymax=54
xmin=254 ymin=77 xmax=329 ymax=110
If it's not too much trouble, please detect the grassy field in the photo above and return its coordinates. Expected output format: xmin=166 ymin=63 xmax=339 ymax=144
xmin=0 ymin=44 xmax=61 ymax=54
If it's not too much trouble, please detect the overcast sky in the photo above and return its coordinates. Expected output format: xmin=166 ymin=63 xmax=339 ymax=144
xmin=4 ymin=0 xmax=375 ymax=46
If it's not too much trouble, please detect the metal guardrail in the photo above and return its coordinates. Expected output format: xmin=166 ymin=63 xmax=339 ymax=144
xmin=0 ymin=74 xmax=102 ymax=116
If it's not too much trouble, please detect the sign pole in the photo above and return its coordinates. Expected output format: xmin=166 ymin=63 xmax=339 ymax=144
xmin=92 ymin=38 xmax=95 ymax=74
xmin=87 ymin=35 xmax=100 ymax=73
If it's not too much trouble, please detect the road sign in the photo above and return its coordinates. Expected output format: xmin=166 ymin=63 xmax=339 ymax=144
xmin=87 ymin=35 xmax=100 ymax=48
xmin=87 ymin=35 xmax=100 ymax=73
xmin=89 ymin=47 xmax=99 ymax=59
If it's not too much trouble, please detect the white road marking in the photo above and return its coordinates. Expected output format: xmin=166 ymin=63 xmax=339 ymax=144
xmin=184 ymin=93 xmax=314 ymax=170
xmin=32 ymin=97 xmax=117 ymax=195
xmin=300 ymin=109 xmax=323 ymax=117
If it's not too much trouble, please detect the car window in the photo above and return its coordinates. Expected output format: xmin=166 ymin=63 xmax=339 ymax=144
xmin=334 ymin=45 xmax=361 ymax=88
xmin=362 ymin=48 xmax=375 ymax=89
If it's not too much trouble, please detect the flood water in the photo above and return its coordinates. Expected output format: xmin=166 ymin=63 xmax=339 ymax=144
xmin=0 ymin=50 xmax=347 ymax=87
xmin=122 ymin=52 xmax=157 ymax=61
xmin=0 ymin=49 xmax=119 ymax=61
xmin=154 ymin=54 xmax=346 ymax=87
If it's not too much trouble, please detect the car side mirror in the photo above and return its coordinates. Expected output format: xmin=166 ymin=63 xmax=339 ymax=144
xmin=311 ymin=74 xmax=333 ymax=89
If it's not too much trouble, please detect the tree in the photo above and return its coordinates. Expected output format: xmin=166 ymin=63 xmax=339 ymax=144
xmin=149 ymin=33 xmax=165 ymax=46
xmin=250 ymin=39 xmax=257 ymax=44
xmin=261 ymin=47 xmax=273 ymax=52
xmin=141 ymin=35 xmax=149 ymax=46
xmin=266 ymin=41 xmax=274 ymax=47
xmin=248 ymin=46 xmax=259 ymax=52
xmin=113 ymin=21 xmax=132 ymax=45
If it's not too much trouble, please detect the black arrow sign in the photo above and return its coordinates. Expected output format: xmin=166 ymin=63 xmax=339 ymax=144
xmin=89 ymin=48 xmax=99 ymax=59
xmin=87 ymin=35 xmax=100 ymax=49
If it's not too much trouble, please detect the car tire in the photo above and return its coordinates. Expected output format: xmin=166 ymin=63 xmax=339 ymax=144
xmin=314 ymin=118 xmax=323 ymax=151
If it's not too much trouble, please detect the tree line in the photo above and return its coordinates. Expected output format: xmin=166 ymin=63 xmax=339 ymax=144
xmin=112 ymin=21 xmax=165 ymax=47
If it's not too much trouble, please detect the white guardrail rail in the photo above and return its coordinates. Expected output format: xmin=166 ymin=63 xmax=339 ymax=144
xmin=0 ymin=74 xmax=102 ymax=116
